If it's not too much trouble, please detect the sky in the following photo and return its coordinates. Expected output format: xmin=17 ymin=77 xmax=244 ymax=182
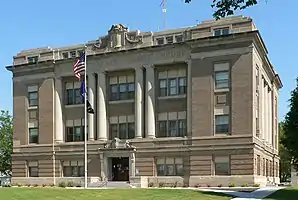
xmin=0 ymin=0 xmax=296 ymax=121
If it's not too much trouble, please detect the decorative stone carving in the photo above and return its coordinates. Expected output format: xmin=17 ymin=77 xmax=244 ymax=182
xmin=103 ymin=138 xmax=136 ymax=150
xmin=108 ymin=24 xmax=128 ymax=33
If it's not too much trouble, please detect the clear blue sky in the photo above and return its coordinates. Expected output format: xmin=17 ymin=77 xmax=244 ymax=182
xmin=0 ymin=0 xmax=296 ymax=121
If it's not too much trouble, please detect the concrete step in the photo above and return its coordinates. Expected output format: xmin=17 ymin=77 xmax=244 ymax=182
xmin=106 ymin=181 xmax=132 ymax=188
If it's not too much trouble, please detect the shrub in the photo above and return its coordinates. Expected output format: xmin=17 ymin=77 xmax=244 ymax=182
xmin=207 ymin=184 xmax=211 ymax=187
xmin=253 ymin=183 xmax=260 ymax=187
xmin=17 ymin=183 xmax=24 ymax=187
xmin=66 ymin=181 xmax=76 ymax=187
xmin=173 ymin=181 xmax=178 ymax=188
xmin=42 ymin=184 xmax=47 ymax=187
xmin=58 ymin=182 xmax=66 ymax=188
xmin=49 ymin=184 xmax=55 ymax=187
xmin=241 ymin=183 xmax=249 ymax=187
xmin=158 ymin=182 xmax=165 ymax=188
xmin=33 ymin=184 xmax=39 ymax=187
xmin=218 ymin=184 xmax=222 ymax=188
xmin=25 ymin=184 xmax=31 ymax=187
xmin=148 ymin=182 xmax=154 ymax=187
xmin=76 ymin=183 xmax=81 ymax=187
xmin=229 ymin=183 xmax=236 ymax=187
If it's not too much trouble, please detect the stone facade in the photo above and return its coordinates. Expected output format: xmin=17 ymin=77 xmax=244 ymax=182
xmin=6 ymin=16 xmax=282 ymax=187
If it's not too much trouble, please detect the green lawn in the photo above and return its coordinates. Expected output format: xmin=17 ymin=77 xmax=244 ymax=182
xmin=265 ymin=187 xmax=298 ymax=200
xmin=0 ymin=188 xmax=231 ymax=200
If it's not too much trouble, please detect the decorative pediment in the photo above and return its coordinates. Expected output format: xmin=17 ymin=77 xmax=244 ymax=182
xmin=103 ymin=138 xmax=136 ymax=150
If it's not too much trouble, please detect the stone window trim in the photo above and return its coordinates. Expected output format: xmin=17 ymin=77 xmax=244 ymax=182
xmin=215 ymin=92 xmax=229 ymax=106
xmin=156 ymin=37 xmax=164 ymax=45
xmin=213 ymin=155 xmax=230 ymax=176
xmin=65 ymin=81 xmax=83 ymax=105
xmin=65 ymin=119 xmax=85 ymax=142
xmin=109 ymin=115 xmax=135 ymax=140
xmin=62 ymin=160 xmax=84 ymax=177
xmin=109 ymin=74 xmax=135 ymax=102
xmin=212 ymin=26 xmax=231 ymax=36
xmin=157 ymin=111 xmax=187 ymax=138
xmin=27 ymin=55 xmax=39 ymax=64
xmin=156 ymin=157 xmax=184 ymax=176
xmin=27 ymin=161 xmax=39 ymax=177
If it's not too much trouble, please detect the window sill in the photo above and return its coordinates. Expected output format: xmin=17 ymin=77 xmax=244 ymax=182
xmin=214 ymin=133 xmax=230 ymax=136
xmin=65 ymin=104 xmax=84 ymax=108
xmin=158 ymin=94 xmax=186 ymax=100
xmin=28 ymin=106 xmax=38 ymax=110
xmin=109 ymin=99 xmax=134 ymax=104
xmin=214 ymin=88 xmax=229 ymax=93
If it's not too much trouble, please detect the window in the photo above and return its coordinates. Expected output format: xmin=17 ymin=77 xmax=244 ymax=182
xmin=78 ymin=50 xmax=84 ymax=57
xmin=216 ymin=94 xmax=227 ymax=105
xmin=109 ymin=122 xmax=135 ymax=140
xmin=214 ymin=156 xmax=230 ymax=175
xmin=28 ymin=85 xmax=38 ymax=107
xmin=28 ymin=161 xmax=38 ymax=177
xmin=215 ymin=71 xmax=229 ymax=89
xmin=215 ymin=115 xmax=229 ymax=134
xmin=63 ymin=161 xmax=84 ymax=177
xmin=62 ymin=52 xmax=69 ymax=59
xmin=65 ymin=119 xmax=85 ymax=142
xmin=109 ymin=75 xmax=135 ymax=101
xmin=29 ymin=110 xmax=38 ymax=120
xmin=257 ymin=155 xmax=261 ymax=175
xmin=175 ymin=35 xmax=183 ymax=43
xmin=157 ymin=112 xmax=186 ymax=138
xmin=156 ymin=38 xmax=164 ymax=45
xmin=156 ymin=157 xmax=183 ymax=176
xmin=27 ymin=56 xmax=39 ymax=64
xmin=65 ymin=82 xmax=82 ymax=105
xmin=70 ymin=51 xmax=77 ymax=58
xmin=29 ymin=128 xmax=38 ymax=144
xmin=166 ymin=36 xmax=173 ymax=44
xmin=214 ymin=28 xmax=230 ymax=36
xmin=158 ymin=69 xmax=187 ymax=97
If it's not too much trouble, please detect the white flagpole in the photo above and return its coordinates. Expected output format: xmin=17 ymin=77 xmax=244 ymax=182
xmin=84 ymin=48 xmax=88 ymax=189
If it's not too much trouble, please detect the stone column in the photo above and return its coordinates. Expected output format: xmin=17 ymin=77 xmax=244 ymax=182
xmin=99 ymin=153 xmax=107 ymax=181
xmin=97 ymin=72 xmax=107 ymax=141
xmin=187 ymin=60 xmax=192 ymax=137
xmin=55 ymin=78 xmax=63 ymax=142
xmin=145 ymin=64 xmax=156 ymax=138
xmin=88 ymin=73 xmax=95 ymax=141
xmin=264 ymin=83 xmax=268 ymax=143
xmin=130 ymin=151 xmax=136 ymax=177
xmin=269 ymin=88 xmax=272 ymax=145
xmin=135 ymin=67 xmax=143 ymax=139
xmin=261 ymin=78 xmax=265 ymax=141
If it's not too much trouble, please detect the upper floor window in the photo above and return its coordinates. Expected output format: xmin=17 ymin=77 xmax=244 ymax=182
xmin=215 ymin=115 xmax=229 ymax=134
xmin=62 ymin=52 xmax=69 ymax=59
xmin=156 ymin=157 xmax=183 ymax=176
xmin=215 ymin=71 xmax=229 ymax=89
xmin=156 ymin=38 xmax=164 ymax=45
xmin=27 ymin=56 xmax=39 ymax=64
xmin=28 ymin=85 xmax=38 ymax=107
xmin=157 ymin=112 xmax=186 ymax=138
xmin=214 ymin=156 xmax=230 ymax=175
xmin=63 ymin=161 xmax=84 ymax=177
xmin=27 ymin=161 xmax=39 ymax=177
xmin=29 ymin=127 xmax=38 ymax=144
xmin=65 ymin=119 xmax=85 ymax=142
xmin=70 ymin=51 xmax=77 ymax=58
xmin=175 ymin=35 xmax=183 ymax=43
xmin=109 ymin=74 xmax=135 ymax=101
xmin=166 ymin=36 xmax=173 ymax=44
xmin=213 ymin=28 xmax=230 ymax=36
xmin=158 ymin=68 xmax=187 ymax=97
xmin=109 ymin=116 xmax=135 ymax=140
xmin=65 ymin=81 xmax=82 ymax=105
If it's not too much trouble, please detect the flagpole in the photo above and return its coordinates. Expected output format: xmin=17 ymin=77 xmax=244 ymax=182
xmin=84 ymin=47 xmax=88 ymax=189
xmin=162 ymin=0 xmax=167 ymax=30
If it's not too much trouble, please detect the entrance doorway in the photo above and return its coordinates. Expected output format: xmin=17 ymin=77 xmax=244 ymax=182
xmin=111 ymin=157 xmax=129 ymax=181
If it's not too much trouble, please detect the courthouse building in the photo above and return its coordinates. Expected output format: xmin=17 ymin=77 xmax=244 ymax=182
xmin=6 ymin=16 xmax=282 ymax=187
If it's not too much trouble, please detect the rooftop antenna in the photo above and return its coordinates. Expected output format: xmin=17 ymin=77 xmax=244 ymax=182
xmin=160 ymin=0 xmax=167 ymax=30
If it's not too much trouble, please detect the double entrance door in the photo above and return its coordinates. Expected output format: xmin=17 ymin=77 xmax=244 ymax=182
xmin=111 ymin=157 xmax=129 ymax=181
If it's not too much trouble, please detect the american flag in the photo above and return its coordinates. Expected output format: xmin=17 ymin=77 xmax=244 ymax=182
xmin=73 ymin=53 xmax=85 ymax=80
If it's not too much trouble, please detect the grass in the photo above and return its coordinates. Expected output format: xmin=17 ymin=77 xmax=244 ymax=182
xmin=265 ymin=187 xmax=298 ymax=200
xmin=0 ymin=188 xmax=232 ymax=200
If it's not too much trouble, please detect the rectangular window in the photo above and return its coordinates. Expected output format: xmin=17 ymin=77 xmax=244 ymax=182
xmin=175 ymin=35 xmax=183 ymax=43
xmin=28 ymin=162 xmax=39 ymax=177
xmin=28 ymin=91 xmax=38 ymax=107
xmin=156 ymin=38 xmax=164 ymax=45
xmin=109 ymin=75 xmax=135 ymax=101
xmin=29 ymin=110 xmax=38 ymax=120
xmin=66 ymin=82 xmax=83 ymax=105
xmin=156 ymin=157 xmax=183 ymax=176
xmin=214 ymin=156 xmax=230 ymax=175
xmin=109 ymin=122 xmax=135 ymax=140
xmin=27 ymin=56 xmax=39 ymax=64
xmin=214 ymin=28 xmax=230 ymax=36
xmin=70 ymin=51 xmax=77 ymax=58
xmin=166 ymin=36 xmax=173 ymax=44
xmin=62 ymin=52 xmax=69 ymax=59
xmin=215 ymin=115 xmax=229 ymax=134
xmin=29 ymin=128 xmax=38 ymax=144
xmin=158 ymin=69 xmax=187 ymax=97
xmin=63 ymin=161 xmax=84 ymax=177
xmin=157 ymin=114 xmax=186 ymax=138
xmin=65 ymin=119 xmax=85 ymax=142
xmin=215 ymin=71 xmax=229 ymax=89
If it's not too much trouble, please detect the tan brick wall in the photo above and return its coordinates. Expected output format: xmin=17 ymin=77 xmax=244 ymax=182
xmin=12 ymin=160 xmax=27 ymax=177
xmin=135 ymin=156 xmax=154 ymax=176
xmin=190 ymin=156 xmax=212 ymax=176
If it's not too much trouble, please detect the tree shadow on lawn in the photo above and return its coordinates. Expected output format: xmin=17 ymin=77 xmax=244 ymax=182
xmin=264 ymin=187 xmax=298 ymax=200
xmin=198 ymin=190 xmax=236 ymax=199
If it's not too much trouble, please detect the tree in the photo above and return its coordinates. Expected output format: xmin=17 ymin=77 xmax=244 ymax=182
xmin=0 ymin=110 xmax=13 ymax=176
xmin=184 ymin=0 xmax=259 ymax=19
xmin=279 ymin=121 xmax=291 ymax=182
xmin=282 ymin=77 xmax=298 ymax=171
